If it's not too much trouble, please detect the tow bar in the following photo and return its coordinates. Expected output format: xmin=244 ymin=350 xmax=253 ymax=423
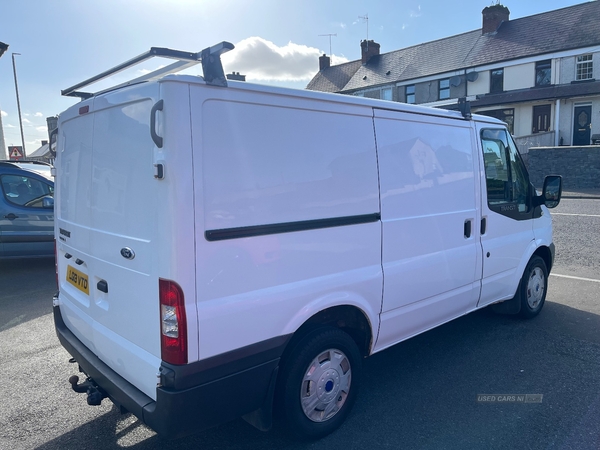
xmin=69 ymin=375 xmax=107 ymax=406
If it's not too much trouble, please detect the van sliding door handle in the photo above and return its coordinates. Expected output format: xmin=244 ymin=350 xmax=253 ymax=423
xmin=464 ymin=220 xmax=472 ymax=238
xmin=150 ymin=99 xmax=164 ymax=148
xmin=481 ymin=217 xmax=487 ymax=235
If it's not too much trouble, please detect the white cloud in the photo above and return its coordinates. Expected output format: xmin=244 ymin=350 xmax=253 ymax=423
xmin=222 ymin=37 xmax=347 ymax=82
xmin=6 ymin=124 xmax=15 ymax=128
xmin=34 ymin=112 xmax=43 ymax=117
xmin=1 ymin=110 xmax=7 ymax=117
xmin=410 ymin=5 xmax=422 ymax=18
xmin=36 ymin=126 xmax=48 ymax=133
xmin=138 ymin=65 xmax=166 ymax=76
xmin=22 ymin=118 xmax=31 ymax=124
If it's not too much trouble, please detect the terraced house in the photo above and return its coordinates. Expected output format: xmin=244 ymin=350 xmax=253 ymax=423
xmin=307 ymin=1 xmax=600 ymax=151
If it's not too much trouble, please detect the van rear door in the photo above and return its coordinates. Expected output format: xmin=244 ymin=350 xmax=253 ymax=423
xmin=56 ymin=83 xmax=167 ymax=399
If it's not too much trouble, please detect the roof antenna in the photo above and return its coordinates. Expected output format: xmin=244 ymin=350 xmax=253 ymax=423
xmin=358 ymin=14 xmax=369 ymax=44
xmin=318 ymin=34 xmax=337 ymax=57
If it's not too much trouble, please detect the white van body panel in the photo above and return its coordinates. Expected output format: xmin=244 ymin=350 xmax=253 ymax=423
xmin=188 ymin=81 xmax=383 ymax=358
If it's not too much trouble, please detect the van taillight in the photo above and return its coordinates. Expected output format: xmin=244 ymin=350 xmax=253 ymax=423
xmin=159 ymin=279 xmax=188 ymax=365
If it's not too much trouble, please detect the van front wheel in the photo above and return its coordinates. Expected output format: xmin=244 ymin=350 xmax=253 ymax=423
xmin=519 ymin=256 xmax=548 ymax=318
xmin=278 ymin=327 xmax=361 ymax=440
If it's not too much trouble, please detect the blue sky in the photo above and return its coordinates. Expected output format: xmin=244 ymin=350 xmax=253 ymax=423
xmin=0 ymin=0 xmax=591 ymax=156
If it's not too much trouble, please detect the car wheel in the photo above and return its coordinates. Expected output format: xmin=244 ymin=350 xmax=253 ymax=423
xmin=519 ymin=256 xmax=548 ymax=319
xmin=278 ymin=327 xmax=362 ymax=440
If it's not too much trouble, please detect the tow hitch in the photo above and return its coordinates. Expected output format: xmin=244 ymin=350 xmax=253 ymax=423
xmin=69 ymin=375 xmax=107 ymax=406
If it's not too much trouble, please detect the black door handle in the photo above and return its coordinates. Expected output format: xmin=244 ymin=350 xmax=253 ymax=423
xmin=4 ymin=213 xmax=18 ymax=220
xmin=464 ymin=220 xmax=472 ymax=238
xmin=481 ymin=217 xmax=487 ymax=235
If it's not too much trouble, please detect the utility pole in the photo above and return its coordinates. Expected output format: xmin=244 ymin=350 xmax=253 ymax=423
xmin=12 ymin=52 xmax=26 ymax=157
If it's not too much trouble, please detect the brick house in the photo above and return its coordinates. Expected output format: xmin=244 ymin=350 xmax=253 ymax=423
xmin=306 ymin=2 xmax=600 ymax=150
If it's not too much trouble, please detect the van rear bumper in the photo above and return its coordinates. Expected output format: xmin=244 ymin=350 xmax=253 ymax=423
xmin=53 ymin=304 xmax=289 ymax=438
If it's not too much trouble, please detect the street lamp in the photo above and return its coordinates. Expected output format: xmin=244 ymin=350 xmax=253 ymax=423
xmin=0 ymin=42 xmax=8 ymax=159
xmin=12 ymin=52 xmax=26 ymax=157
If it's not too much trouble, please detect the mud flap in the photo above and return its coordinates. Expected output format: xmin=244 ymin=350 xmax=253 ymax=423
xmin=491 ymin=289 xmax=522 ymax=315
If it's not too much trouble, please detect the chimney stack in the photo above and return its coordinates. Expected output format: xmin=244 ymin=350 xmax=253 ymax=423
xmin=361 ymin=40 xmax=380 ymax=65
xmin=319 ymin=54 xmax=331 ymax=71
xmin=482 ymin=4 xmax=510 ymax=35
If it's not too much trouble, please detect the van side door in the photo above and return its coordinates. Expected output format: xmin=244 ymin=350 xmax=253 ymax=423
xmin=374 ymin=109 xmax=482 ymax=350
xmin=476 ymin=125 xmax=534 ymax=307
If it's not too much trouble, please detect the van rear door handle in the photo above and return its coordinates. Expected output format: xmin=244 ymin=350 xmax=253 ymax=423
xmin=150 ymin=100 xmax=164 ymax=148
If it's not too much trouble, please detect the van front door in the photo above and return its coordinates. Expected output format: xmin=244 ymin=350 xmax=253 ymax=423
xmin=477 ymin=126 xmax=534 ymax=307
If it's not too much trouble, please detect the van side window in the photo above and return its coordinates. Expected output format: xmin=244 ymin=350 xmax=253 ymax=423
xmin=0 ymin=175 xmax=54 ymax=208
xmin=481 ymin=129 xmax=530 ymax=216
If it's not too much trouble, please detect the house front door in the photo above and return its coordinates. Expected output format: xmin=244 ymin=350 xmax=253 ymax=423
xmin=573 ymin=105 xmax=591 ymax=145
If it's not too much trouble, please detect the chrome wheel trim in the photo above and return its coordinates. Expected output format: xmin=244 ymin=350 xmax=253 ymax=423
xmin=300 ymin=348 xmax=352 ymax=423
xmin=526 ymin=266 xmax=545 ymax=310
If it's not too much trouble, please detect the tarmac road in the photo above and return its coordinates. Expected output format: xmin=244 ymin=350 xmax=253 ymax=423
xmin=0 ymin=197 xmax=598 ymax=450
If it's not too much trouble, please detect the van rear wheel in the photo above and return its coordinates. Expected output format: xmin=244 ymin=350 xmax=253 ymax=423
xmin=519 ymin=256 xmax=548 ymax=318
xmin=278 ymin=327 xmax=361 ymax=440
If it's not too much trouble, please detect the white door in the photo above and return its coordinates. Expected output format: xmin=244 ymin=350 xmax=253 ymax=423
xmin=476 ymin=125 xmax=534 ymax=307
xmin=374 ymin=109 xmax=482 ymax=351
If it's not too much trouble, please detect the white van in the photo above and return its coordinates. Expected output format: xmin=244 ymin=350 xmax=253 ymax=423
xmin=53 ymin=43 xmax=562 ymax=440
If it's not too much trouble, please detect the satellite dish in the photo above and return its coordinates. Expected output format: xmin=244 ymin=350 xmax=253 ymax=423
xmin=450 ymin=76 xmax=462 ymax=87
xmin=466 ymin=71 xmax=479 ymax=82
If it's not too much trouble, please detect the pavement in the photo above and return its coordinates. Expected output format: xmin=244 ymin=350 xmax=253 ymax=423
xmin=560 ymin=188 xmax=600 ymax=199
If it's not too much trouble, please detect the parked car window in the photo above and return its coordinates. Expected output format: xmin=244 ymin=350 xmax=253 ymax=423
xmin=0 ymin=174 xmax=54 ymax=208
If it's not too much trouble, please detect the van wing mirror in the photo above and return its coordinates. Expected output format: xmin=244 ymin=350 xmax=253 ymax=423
xmin=537 ymin=175 xmax=562 ymax=209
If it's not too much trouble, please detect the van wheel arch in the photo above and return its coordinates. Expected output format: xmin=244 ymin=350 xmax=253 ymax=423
xmin=283 ymin=305 xmax=373 ymax=362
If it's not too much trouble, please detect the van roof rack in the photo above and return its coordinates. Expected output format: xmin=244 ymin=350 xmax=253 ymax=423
xmin=62 ymin=41 xmax=234 ymax=99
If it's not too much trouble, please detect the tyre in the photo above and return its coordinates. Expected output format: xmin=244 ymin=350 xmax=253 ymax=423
xmin=277 ymin=327 xmax=362 ymax=440
xmin=519 ymin=256 xmax=548 ymax=318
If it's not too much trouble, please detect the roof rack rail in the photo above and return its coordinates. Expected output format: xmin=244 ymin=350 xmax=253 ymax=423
xmin=62 ymin=41 xmax=234 ymax=99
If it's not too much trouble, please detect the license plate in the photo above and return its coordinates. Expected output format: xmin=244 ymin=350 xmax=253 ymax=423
xmin=66 ymin=265 xmax=89 ymax=295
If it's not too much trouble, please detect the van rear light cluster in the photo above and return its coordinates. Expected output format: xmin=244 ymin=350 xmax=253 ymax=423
xmin=159 ymin=279 xmax=188 ymax=365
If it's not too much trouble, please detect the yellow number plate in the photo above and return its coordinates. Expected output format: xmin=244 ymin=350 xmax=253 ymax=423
xmin=66 ymin=265 xmax=89 ymax=295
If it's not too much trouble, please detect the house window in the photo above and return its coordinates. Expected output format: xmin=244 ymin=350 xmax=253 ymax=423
xmin=381 ymin=87 xmax=393 ymax=101
xmin=478 ymin=109 xmax=514 ymax=135
xmin=532 ymin=105 xmax=551 ymax=133
xmin=535 ymin=60 xmax=551 ymax=86
xmin=439 ymin=79 xmax=450 ymax=100
xmin=490 ymin=69 xmax=504 ymax=94
xmin=405 ymin=85 xmax=415 ymax=104
xmin=576 ymin=54 xmax=593 ymax=81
